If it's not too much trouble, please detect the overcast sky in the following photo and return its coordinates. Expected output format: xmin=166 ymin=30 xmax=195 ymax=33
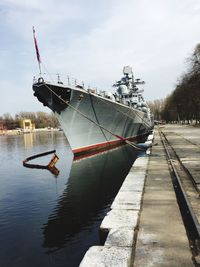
xmin=1 ymin=0 xmax=200 ymax=115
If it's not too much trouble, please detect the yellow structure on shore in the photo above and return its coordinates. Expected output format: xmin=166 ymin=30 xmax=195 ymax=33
xmin=20 ymin=119 xmax=35 ymax=131
xmin=0 ymin=122 xmax=7 ymax=134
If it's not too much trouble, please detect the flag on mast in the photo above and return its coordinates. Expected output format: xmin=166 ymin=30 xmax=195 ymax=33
xmin=32 ymin=26 xmax=42 ymax=73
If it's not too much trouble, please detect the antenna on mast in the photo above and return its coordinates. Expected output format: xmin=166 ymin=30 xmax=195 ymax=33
xmin=32 ymin=26 xmax=42 ymax=74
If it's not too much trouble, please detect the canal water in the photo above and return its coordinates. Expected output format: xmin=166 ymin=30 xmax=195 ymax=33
xmin=0 ymin=131 xmax=138 ymax=267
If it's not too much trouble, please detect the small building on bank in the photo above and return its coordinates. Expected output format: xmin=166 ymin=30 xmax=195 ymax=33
xmin=20 ymin=119 xmax=35 ymax=132
xmin=0 ymin=122 xmax=7 ymax=134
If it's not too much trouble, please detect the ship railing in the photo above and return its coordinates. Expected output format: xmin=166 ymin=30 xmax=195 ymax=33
xmin=33 ymin=73 xmax=98 ymax=94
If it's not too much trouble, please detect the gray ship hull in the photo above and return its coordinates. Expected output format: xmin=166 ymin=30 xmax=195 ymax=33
xmin=33 ymin=81 xmax=152 ymax=156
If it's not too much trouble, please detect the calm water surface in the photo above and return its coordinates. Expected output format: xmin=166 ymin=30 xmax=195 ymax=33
xmin=0 ymin=131 xmax=138 ymax=267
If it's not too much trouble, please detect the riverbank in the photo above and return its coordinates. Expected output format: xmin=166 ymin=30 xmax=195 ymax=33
xmin=80 ymin=124 xmax=200 ymax=266
xmin=0 ymin=128 xmax=60 ymax=136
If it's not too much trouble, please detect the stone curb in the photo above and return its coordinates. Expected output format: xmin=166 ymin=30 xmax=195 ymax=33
xmin=79 ymin=146 xmax=151 ymax=266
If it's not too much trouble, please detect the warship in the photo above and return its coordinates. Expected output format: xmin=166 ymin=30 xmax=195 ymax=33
xmin=33 ymin=66 xmax=153 ymax=156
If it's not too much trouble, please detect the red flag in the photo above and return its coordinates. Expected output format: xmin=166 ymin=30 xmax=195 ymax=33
xmin=33 ymin=27 xmax=41 ymax=63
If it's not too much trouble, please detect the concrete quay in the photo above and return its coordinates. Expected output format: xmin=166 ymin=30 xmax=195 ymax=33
xmin=80 ymin=125 xmax=199 ymax=267
xmin=160 ymin=124 xmax=200 ymax=250
xmin=161 ymin=124 xmax=200 ymax=192
xmin=134 ymin=127 xmax=193 ymax=267
xmin=80 ymin=156 xmax=149 ymax=267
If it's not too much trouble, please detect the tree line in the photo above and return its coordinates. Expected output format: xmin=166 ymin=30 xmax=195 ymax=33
xmin=0 ymin=112 xmax=59 ymax=130
xmin=148 ymin=43 xmax=200 ymax=124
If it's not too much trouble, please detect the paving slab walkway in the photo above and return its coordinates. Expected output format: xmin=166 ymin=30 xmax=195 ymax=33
xmin=161 ymin=125 xmax=200 ymax=188
xmin=133 ymin=128 xmax=193 ymax=267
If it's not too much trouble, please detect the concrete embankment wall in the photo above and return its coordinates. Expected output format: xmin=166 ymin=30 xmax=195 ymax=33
xmin=79 ymin=154 xmax=150 ymax=266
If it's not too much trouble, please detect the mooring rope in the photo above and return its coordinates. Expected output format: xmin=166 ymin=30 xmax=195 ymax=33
xmin=77 ymin=83 xmax=152 ymax=129
xmin=41 ymin=82 xmax=148 ymax=151
xmin=90 ymin=91 xmax=151 ymax=129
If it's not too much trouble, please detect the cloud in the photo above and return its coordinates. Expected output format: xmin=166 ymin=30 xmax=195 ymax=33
xmin=1 ymin=0 xmax=85 ymax=40
xmin=0 ymin=0 xmax=200 ymax=115
xmin=41 ymin=0 xmax=200 ymax=98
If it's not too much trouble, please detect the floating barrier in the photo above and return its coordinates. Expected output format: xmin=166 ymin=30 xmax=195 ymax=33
xmin=23 ymin=150 xmax=59 ymax=176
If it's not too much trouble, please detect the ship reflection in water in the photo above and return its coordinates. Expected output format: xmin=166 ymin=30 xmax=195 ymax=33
xmin=42 ymin=145 xmax=138 ymax=266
